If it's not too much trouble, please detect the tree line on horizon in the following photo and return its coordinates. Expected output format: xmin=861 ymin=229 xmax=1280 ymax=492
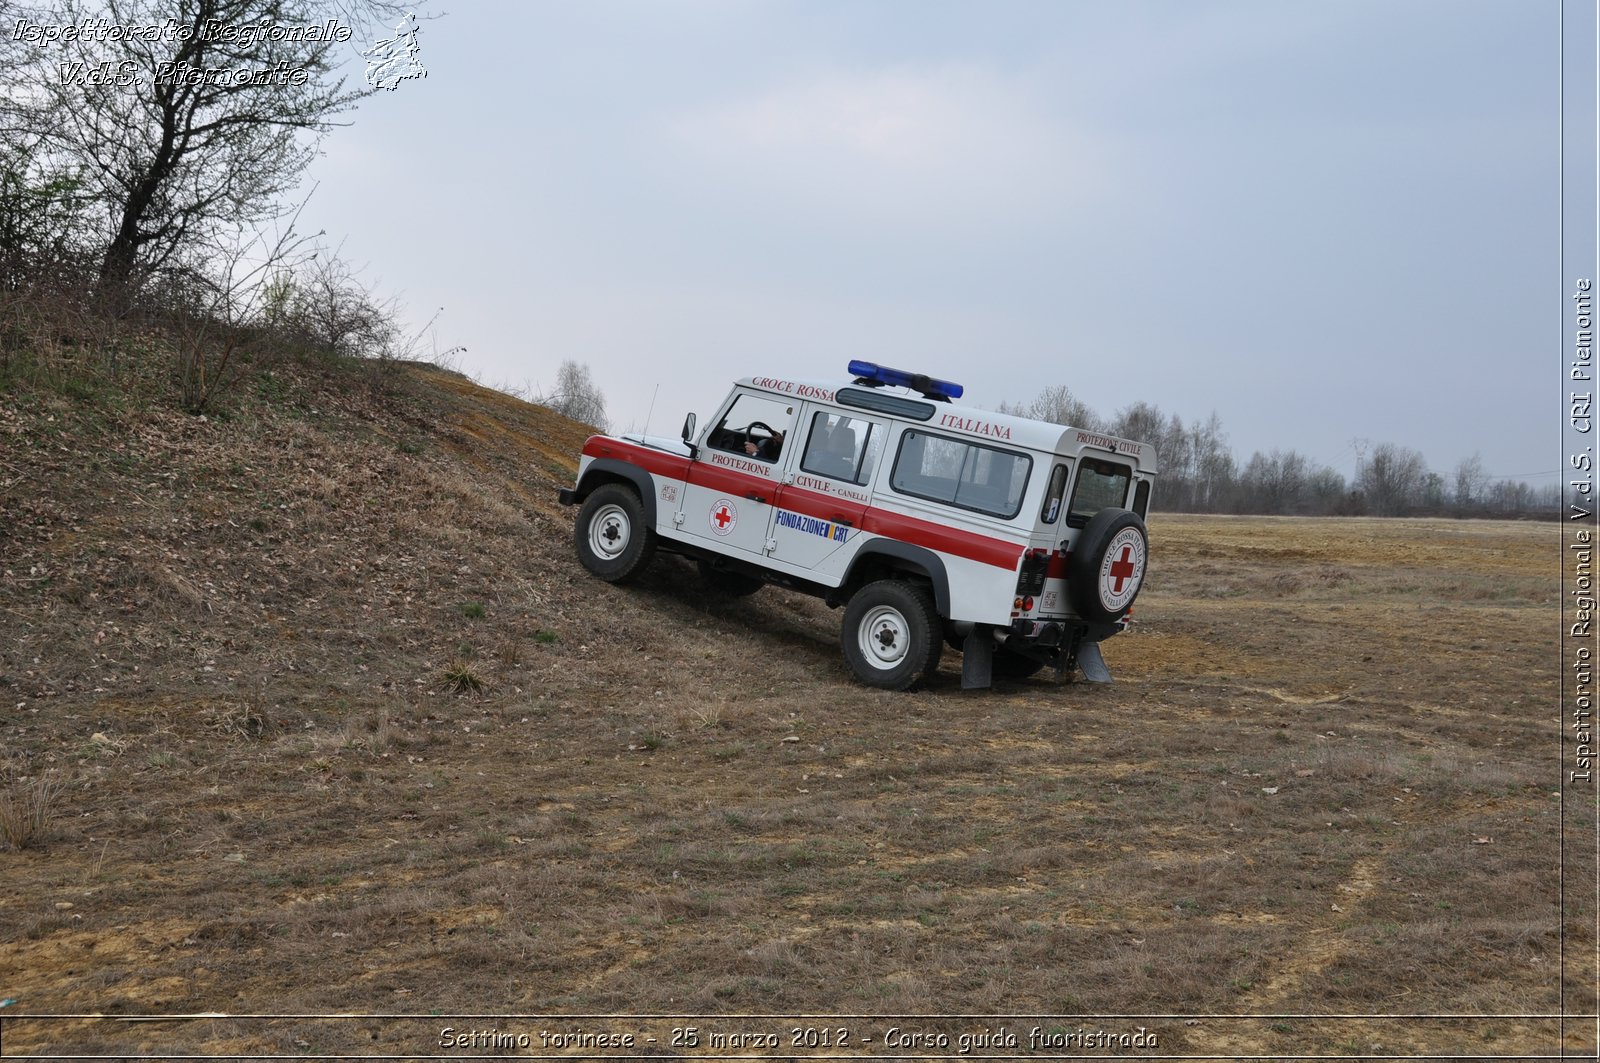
xmin=997 ymin=385 xmax=1557 ymax=519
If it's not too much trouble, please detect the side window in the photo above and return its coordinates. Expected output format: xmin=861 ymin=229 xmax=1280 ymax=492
xmin=1040 ymin=462 xmax=1072 ymax=525
xmin=800 ymin=412 xmax=878 ymax=484
xmin=890 ymin=429 xmax=1032 ymax=519
xmin=1133 ymin=479 xmax=1151 ymax=518
xmin=707 ymin=394 xmax=794 ymax=463
xmin=1066 ymin=458 xmax=1132 ymax=527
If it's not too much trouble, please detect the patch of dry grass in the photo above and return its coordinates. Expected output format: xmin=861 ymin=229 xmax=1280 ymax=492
xmin=0 ymin=767 xmax=62 ymax=849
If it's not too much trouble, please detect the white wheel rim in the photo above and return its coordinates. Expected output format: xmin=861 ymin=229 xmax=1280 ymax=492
xmin=588 ymin=503 xmax=631 ymax=560
xmin=858 ymin=604 xmax=911 ymax=670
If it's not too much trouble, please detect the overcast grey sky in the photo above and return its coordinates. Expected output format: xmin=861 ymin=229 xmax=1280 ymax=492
xmin=303 ymin=0 xmax=1559 ymax=487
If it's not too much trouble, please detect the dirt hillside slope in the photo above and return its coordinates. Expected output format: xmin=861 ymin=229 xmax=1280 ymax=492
xmin=0 ymin=362 xmax=1586 ymax=1059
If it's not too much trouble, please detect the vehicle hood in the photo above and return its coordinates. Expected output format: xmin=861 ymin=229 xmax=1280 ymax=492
xmin=617 ymin=433 xmax=693 ymax=458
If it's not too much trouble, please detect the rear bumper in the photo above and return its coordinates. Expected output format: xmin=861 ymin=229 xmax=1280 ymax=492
xmin=1009 ymin=617 xmax=1124 ymax=645
xmin=1009 ymin=618 xmax=1066 ymax=646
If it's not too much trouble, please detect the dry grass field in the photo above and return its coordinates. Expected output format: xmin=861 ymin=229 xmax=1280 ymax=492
xmin=0 ymin=361 xmax=1592 ymax=1060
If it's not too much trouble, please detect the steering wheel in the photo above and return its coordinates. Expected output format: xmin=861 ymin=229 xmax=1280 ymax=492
xmin=745 ymin=420 xmax=776 ymax=444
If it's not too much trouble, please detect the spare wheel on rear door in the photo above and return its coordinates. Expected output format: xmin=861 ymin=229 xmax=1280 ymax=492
xmin=1067 ymin=508 xmax=1148 ymax=623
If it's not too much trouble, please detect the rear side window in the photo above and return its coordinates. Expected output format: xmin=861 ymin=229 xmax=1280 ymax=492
xmin=1133 ymin=479 xmax=1151 ymax=518
xmin=891 ymin=430 xmax=1032 ymax=519
xmin=1040 ymin=462 xmax=1072 ymax=524
xmin=1066 ymin=458 xmax=1132 ymax=527
xmin=800 ymin=412 xmax=878 ymax=485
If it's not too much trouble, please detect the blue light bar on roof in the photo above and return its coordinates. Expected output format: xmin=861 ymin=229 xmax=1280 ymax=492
xmin=847 ymin=360 xmax=964 ymax=400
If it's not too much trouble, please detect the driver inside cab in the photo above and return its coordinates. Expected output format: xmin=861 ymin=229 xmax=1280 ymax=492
xmin=745 ymin=430 xmax=785 ymax=461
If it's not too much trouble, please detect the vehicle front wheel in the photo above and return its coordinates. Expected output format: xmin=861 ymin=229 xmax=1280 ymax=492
xmin=840 ymin=580 xmax=942 ymax=690
xmin=574 ymin=483 xmax=656 ymax=583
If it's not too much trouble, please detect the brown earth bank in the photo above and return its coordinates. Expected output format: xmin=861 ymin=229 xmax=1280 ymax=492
xmin=0 ymin=361 xmax=1591 ymax=1059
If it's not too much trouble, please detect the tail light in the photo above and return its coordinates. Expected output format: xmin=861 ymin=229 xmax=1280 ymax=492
xmin=1015 ymin=550 xmax=1048 ymax=598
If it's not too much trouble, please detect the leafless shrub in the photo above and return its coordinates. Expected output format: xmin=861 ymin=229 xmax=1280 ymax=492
xmin=168 ymin=207 xmax=319 ymax=413
xmin=287 ymin=246 xmax=398 ymax=361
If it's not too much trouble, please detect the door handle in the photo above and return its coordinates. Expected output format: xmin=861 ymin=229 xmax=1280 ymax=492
xmin=830 ymin=516 xmax=854 ymax=527
xmin=744 ymin=492 xmax=767 ymax=503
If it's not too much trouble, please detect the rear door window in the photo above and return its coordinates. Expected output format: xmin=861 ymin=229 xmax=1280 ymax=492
xmin=1066 ymin=458 xmax=1132 ymax=526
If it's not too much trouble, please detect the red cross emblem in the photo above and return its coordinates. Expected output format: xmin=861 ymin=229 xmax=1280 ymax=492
xmin=713 ymin=505 xmax=732 ymax=529
xmin=1109 ymin=544 xmax=1137 ymax=593
xmin=709 ymin=498 xmax=737 ymax=536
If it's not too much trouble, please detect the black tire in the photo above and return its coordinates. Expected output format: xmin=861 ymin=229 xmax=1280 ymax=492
xmin=697 ymin=559 xmax=764 ymax=598
xmin=574 ymin=483 xmax=656 ymax=583
xmin=1068 ymin=507 xmax=1148 ymax=623
xmin=991 ymin=645 xmax=1047 ymax=680
xmin=840 ymin=580 xmax=942 ymax=690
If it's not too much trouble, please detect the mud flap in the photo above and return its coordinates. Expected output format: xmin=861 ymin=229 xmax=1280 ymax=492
xmin=961 ymin=626 xmax=993 ymax=690
xmin=1075 ymin=640 xmax=1113 ymax=684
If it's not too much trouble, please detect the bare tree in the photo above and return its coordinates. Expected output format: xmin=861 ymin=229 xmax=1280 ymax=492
xmin=1109 ymin=401 xmax=1164 ymax=449
xmin=8 ymin=0 xmax=411 ymax=290
xmin=1189 ymin=411 xmax=1235 ymax=512
xmin=999 ymin=384 xmax=1101 ymax=431
xmin=1239 ymin=448 xmax=1310 ymax=514
xmin=1306 ymin=466 xmax=1348 ymax=514
xmin=1358 ymin=442 xmax=1430 ymax=516
xmin=1487 ymin=478 xmax=1534 ymax=517
xmin=1453 ymin=452 xmax=1489 ymax=512
xmin=544 ymin=360 xmax=608 ymax=430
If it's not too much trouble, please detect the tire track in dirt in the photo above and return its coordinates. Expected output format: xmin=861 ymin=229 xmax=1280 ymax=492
xmin=1231 ymin=853 xmax=1383 ymax=1012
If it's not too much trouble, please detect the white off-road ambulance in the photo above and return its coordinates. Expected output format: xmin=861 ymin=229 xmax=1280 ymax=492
xmin=557 ymin=362 xmax=1155 ymax=690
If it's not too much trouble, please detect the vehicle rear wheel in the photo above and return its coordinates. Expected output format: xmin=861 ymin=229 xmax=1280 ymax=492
xmin=574 ymin=483 xmax=656 ymax=583
xmin=697 ymin=559 xmax=764 ymax=598
xmin=840 ymin=580 xmax=942 ymax=690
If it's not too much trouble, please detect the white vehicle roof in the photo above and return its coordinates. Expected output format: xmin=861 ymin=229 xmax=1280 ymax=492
xmin=734 ymin=372 xmax=1157 ymax=474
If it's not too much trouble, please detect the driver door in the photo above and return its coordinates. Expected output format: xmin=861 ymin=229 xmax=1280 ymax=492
xmin=680 ymin=389 xmax=795 ymax=561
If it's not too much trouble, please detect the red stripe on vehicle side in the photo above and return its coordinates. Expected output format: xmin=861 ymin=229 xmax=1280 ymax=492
xmin=771 ymin=484 xmax=1019 ymax=569
xmin=586 ymin=437 xmax=1022 ymax=571
xmin=775 ymin=483 xmax=864 ymax=521
xmin=858 ymin=508 xmax=1023 ymax=570
xmin=691 ymin=463 xmax=778 ymax=497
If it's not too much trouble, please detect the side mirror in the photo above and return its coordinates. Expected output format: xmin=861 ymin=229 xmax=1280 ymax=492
xmin=681 ymin=413 xmax=699 ymax=459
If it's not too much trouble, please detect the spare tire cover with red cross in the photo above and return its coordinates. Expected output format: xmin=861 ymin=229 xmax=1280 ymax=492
xmin=1067 ymin=508 xmax=1148 ymax=623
